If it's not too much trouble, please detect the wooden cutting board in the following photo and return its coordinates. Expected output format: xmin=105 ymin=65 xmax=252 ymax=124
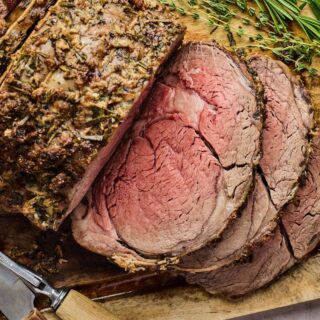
xmin=44 ymin=252 xmax=320 ymax=320
xmin=1 ymin=3 xmax=320 ymax=319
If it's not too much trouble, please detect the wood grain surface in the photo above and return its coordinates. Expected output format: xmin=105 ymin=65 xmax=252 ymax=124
xmin=56 ymin=290 xmax=119 ymax=320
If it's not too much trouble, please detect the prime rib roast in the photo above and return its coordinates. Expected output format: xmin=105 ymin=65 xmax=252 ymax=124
xmin=0 ymin=0 xmax=185 ymax=229
xmin=72 ymin=42 xmax=262 ymax=271
xmin=0 ymin=0 xmax=319 ymax=300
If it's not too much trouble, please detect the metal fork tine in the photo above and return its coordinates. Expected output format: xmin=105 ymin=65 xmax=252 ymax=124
xmin=0 ymin=252 xmax=42 ymax=287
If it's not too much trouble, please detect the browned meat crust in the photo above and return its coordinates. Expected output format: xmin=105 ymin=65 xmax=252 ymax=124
xmin=0 ymin=0 xmax=185 ymax=229
xmin=0 ymin=0 xmax=58 ymax=72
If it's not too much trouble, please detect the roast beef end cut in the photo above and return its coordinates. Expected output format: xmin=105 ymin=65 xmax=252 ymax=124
xmin=72 ymin=42 xmax=262 ymax=271
xmin=0 ymin=0 xmax=185 ymax=230
xmin=282 ymin=134 xmax=320 ymax=260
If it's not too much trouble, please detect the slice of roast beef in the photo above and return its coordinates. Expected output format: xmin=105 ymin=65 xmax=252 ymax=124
xmin=282 ymin=134 xmax=320 ymax=259
xmin=72 ymin=42 xmax=262 ymax=271
xmin=179 ymin=173 xmax=278 ymax=271
xmin=0 ymin=0 xmax=185 ymax=229
xmin=179 ymin=56 xmax=313 ymax=273
xmin=249 ymin=56 xmax=313 ymax=208
xmin=186 ymin=228 xmax=295 ymax=298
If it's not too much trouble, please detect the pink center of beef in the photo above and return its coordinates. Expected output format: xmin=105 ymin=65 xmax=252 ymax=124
xmin=104 ymin=120 xmax=222 ymax=254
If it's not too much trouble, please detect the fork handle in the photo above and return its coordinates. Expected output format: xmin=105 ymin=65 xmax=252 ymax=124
xmin=55 ymin=289 xmax=119 ymax=320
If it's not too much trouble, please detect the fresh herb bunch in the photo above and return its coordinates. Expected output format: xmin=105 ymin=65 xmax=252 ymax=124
xmin=164 ymin=0 xmax=320 ymax=39
xmin=254 ymin=0 xmax=320 ymax=40
xmin=159 ymin=0 xmax=320 ymax=74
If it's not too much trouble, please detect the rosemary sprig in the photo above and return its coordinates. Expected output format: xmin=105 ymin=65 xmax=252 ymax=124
xmin=310 ymin=0 xmax=320 ymax=19
xmin=255 ymin=0 xmax=320 ymax=40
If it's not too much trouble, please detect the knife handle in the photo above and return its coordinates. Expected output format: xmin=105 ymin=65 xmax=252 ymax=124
xmin=55 ymin=289 xmax=119 ymax=320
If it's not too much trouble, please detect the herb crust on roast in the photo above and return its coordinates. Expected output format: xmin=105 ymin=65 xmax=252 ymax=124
xmin=0 ymin=0 xmax=185 ymax=229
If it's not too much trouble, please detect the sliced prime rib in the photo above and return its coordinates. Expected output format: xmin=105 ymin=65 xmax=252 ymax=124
xmin=185 ymin=61 xmax=315 ymax=298
xmin=187 ymin=133 xmax=320 ymax=298
xmin=249 ymin=56 xmax=313 ymax=207
xmin=186 ymin=227 xmax=295 ymax=298
xmin=72 ymin=42 xmax=262 ymax=271
xmin=179 ymin=56 xmax=313 ymax=272
xmin=0 ymin=0 xmax=185 ymax=229
xmin=179 ymin=173 xmax=278 ymax=271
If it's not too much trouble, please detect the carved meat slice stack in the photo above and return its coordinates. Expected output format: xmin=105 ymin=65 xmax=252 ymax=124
xmin=184 ymin=56 xmax=314 ymax=297
xmin=72 ymin=42 xmax=262 ymax=271
xmin=179 ymin=56 xmax=313 ymax=274
xmin=72 ymin=48 xmax=316 ymax=298
xmin=189 ymin=133 xmax=320 ymax=298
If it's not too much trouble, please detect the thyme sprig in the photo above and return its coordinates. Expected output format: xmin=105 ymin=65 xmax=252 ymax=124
xmin=241 ymin=31 xmax=320 ymax=75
